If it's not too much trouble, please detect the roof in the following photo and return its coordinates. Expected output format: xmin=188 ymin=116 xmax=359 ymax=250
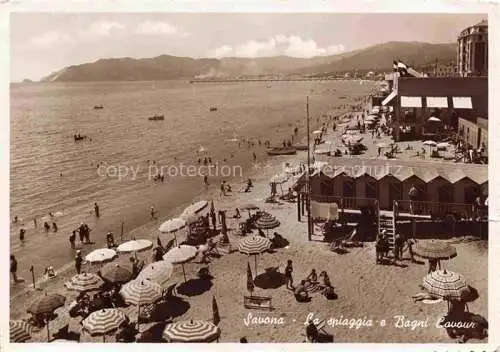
xmin=316 ymin=157 xmax=487 ymax=185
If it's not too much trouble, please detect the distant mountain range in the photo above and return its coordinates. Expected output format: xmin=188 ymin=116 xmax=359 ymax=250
xmin=40 ymin=41 xmax=458 ymax=82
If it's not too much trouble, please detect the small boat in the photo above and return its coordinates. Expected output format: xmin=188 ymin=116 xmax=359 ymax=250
xmin=267 ymin=147 xmax=297 ymax=156
xmin=209 ymin=107 xmax=218 ymax=112
xmin=148 ymin=114 xmax=164 ymax=121
xmin=93 ymin=105 xmax=104 ymax=110
xmin=293 ymin=145 xmax=309 ymax=151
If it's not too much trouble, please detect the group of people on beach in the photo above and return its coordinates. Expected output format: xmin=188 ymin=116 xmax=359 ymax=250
xmin=283 ymin=259 xmax=336 ymax=302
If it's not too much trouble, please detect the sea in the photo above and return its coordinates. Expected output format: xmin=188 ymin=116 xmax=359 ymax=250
xmin=9 ymin=79 xmax=376 ymax=295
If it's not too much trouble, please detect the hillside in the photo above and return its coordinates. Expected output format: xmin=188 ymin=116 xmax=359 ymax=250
xmin=41 ymin=41 xmax=457 ymax=82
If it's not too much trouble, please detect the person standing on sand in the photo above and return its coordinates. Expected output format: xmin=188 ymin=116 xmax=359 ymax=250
xmin=69 ymin=231 xmax=76 ymax=249
xmin=19 ymin=228 xmax=26 ymax=242
xmin=210 ymin=211 xmax=217 ymax=231
xmin=33 ymin=218 xmax=37 ymax=228
xmin=220 ymin=181 xmax=226 ymax=197
xmin=75 ymin=250 xmax=83 ymax=274
xmin=150 ymin=206 xmax=157 ymax=219
xmin=94 ymin=202 xmax=100 ymax=218
xmin=203 ymin=174 xmax=209 ymax=186
xmin=11 ymin=255 xmax=19 ymax=283
xmin=284 ymin=259 xmax=294 ymax=290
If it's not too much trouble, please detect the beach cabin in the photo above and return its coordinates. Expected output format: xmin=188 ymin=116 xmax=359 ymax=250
xmin=378 ymin=172 xmax=402 ymax=210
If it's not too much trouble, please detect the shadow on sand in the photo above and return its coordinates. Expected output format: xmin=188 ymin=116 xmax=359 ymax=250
xmin=152 ymin=296 xmax=191 ymax=321
xmin=177 ymin=278 xmax=213 ymax=297
xmin=254 ymin=267 xmax=286 ymax=289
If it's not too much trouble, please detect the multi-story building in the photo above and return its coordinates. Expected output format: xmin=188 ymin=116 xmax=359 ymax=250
xmin=457 ymin=19 xmax=488 ymax=77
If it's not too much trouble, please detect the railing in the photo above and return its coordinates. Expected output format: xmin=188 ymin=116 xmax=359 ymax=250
xmin=395 ymin=200 xmax=479 ymax=219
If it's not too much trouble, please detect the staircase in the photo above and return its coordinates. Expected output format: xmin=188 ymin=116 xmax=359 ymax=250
xmin=379 ymin=214 xmax=395 ymax=251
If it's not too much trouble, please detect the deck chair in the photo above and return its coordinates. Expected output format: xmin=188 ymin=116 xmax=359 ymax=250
xmin=244 ymin=295 xmax=273 ymax=310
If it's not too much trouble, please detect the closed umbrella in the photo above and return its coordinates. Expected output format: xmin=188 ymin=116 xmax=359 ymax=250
xmin=422 ymin=270 xmax=470 ymax=301
xmin=66 ymin=272 xmax=104 ymax=292
xmin=413 ymin=240 xmax=457 ymax=260
xmin=137 ymin=261 xmax=174 ymax=287
xmin=159 ymin=218 xmax=186 ymax=246
xmin=120 ymin=280 xmax=162 ymax=329
xmin=212 ymin=296 xmax=221 ymax=325
xmin=238 ymin=236 xmax=272 ymax=273
xmin=246 ymin=262 xmax=254 ymax=295
xmin=163 ymin=245 xmax=198 ymax=282
xmin=100 ymin=263 xmax=133 ymax=284
xmin=85 ymin=248 xmax=117 ymax=264
xmin=10 ymin=320 xmax=33 ymax=342
xmin=28 ymin=293 xmax=66 ymax=342
xmin=162 ymin=320 xmax=221 ymax=343
xmin=117 ymin=239 xmax=153 ymax=255
xmin=82 ymin=308 xmax=127 ymax=342
xmin=256 ymin=215 xmax=280 ymax=236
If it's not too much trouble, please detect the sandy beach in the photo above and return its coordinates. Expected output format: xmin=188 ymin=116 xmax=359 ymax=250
xmin=10 ymin=89 xmax=488 ymax=343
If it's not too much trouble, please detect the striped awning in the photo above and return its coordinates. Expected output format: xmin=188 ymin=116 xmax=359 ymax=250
xmin=426 ymin=97 xmax=448 ymax=108
xmin=163 ymin=320 xmax=221 ymax=342
xmin=238 ymin=236 xmax=272 ymax=255
xmin=452 ymin=97 xmax=473 ymax=109
xmin=382 ymin=90 xmax=397 ymax=106
xmin=400 ymin=96 xmax=422 ymax=108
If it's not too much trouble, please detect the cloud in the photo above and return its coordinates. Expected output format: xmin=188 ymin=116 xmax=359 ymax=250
xmin=79 ymin=21 xmax=125 ymax=39
xmin=134 ymin=21 xmax=191 ymax=37
xmin=30 ymin=31 xmax=72 ymax=47
xmin=210 ymin=35 xmax=345 ymax=58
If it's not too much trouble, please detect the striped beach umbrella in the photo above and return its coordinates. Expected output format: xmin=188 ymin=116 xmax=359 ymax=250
xmin=85 ymin=248 xmax=117 ymax=264
xmin=163 ymin=245 xmax=198 ymax=282
xmin=162 ymin=320 xmax=221 ymax=343
xmin=82 ymin=308 xmax=127 ymax=342
xmin=66 ymin=272 xmax=104 ymax=292
xmin=422 ymin=270 xmax=470 ymax=301
xmin=100 ymin=263 xmax=133 ymax=284
xmin=413 ymin=240 xmax=457 ymax=260
xmin=256 ymin=215 xmax=280 ymax=235
xmin=117 ymin=239 xmax=153 ymax=254
xmin=10 ymin=320 xmax=33 ymax=342
xmin=120 ymin=280 xmax=162 ymax=329
xmin=238 ymin=236 xmax=272 ymax=273
xmin=137 ymin=261 xmax=174 ymax=287
xmin=181 ymin=201 xmax=208 ymax=218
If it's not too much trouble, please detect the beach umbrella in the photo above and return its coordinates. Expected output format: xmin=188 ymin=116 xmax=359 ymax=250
xmin=82 ymin=308 xmax=127 ymax=342
xmin=159 ymin=218 xmax=187 ymax=245
xmin=422 ymin=270 xmax=470 ymax=301
xmin=437 ymin=142 xmax=450 ymax=149
xmin=100 ymin=263 xmax=133 ymax=284
xmin=163 ymin=245 xmax=198 ymax=282
xmin=413 ymin=240 xmax=457 ymax=260
xmin=423 ymin=140 xmax=437 ymax=153
xmin=312 ymin=130 xmax=322 ymax=135
xmin=66 ymin=272 xmax=104 ymax=292
xmin=120 ymin=280 xmax=163 ymax=329
xmin=256 ymin=215 xmax=280 ymax=236
xmin=238 ymin=236 xmax=272 ymax=273
xmin=162 ymin=320 xmax=221 ymax=343
xmin=10 ymin=320 xmax=33 ymax=342
xmin=246 ymin=262 xmax=254 ymax=294
xmin=428 ymin=116 xmax=441 ymax=122
xmin=212 ymin=296 xmax=221 ymax=325
xmin=117 ymin=239 xmax=153 ymax=255
xmin=181 ymin=201 xmax=208 ymax=218
xmin=137 ymin=261 xmax=174 ymax=287
xmin=85 ymin=248 xmax=117 ymax=264
xmin=28 ymin=293 xmax=66 ymax=342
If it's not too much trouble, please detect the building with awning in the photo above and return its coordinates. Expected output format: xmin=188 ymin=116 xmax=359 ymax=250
xmin=382 ymin=76 xmax=487 ymax=141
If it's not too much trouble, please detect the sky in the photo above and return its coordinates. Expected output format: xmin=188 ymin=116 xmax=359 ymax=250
xmin=10 ymin=13 xmax=486 ymax=82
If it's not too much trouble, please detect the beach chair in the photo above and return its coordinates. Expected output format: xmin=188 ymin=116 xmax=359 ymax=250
xmin=244 ymin=295 xmax=273 ymax=311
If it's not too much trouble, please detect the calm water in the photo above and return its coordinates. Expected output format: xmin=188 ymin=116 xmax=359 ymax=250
xmin=10 ymin=80 xmax=375 ymax=289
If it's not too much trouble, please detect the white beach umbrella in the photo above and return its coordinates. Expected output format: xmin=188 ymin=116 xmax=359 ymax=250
xmin=85 ymin=248 xmax=117 ymax=264
xmin=428 ymin=116 xmax=441 ymax=122
xmin=423 ymin=140 xmax=437 ymax=146
xmin=117 ymin=239 xmax=153 ymax=254
xmin=181 ymin=200 xmax=208 ymax=219
xmin=163 ymin=245 xmax=198 ymax=282
xmin=312 ymin=130 xmax=322 ymax=135
xmin=159 ymin=218 xmax=186 ymax=245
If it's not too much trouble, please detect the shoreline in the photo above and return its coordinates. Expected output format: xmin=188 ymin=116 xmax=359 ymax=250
xmin=10 ymin=89 xmax=369 ymax=305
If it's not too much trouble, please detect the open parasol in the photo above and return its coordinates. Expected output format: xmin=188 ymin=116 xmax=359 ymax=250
xmin=120 ymin=280 xmax=162 ymax=329
xmin=162 ymin=320 xmax=221 ymax=343
xmin=255 ymin=215 xmax=280 ymax=236
xmin=163 ymin=245 xmax=198 ymax=282
xmin=181 ymin=201 xmax=208 ymax=218
xmin=238 ymin=236 xmax=272 ymax=273
xmin=28 ymin=293 xmax=66 ymax=341
xmin=100 ymin=263 xmax=133 ymax=284
xmin=413 ymin=240 xmax=457 ymax=260
xmin=85 ymin=248 xmax=117 ymax=264
xmin=422 ymin=269 xmax=470 ymax=301
xmin=66 ymin=272 xmax=104 ymax=292
xmin=117 ymin=239 xmax=153 ymax=255
xmin=82 ymin=308 xmax=127 ymax=342
xmin=10 ymin=320 xmax=33 ymax=342
xmin=137 ymin=261 xmax=174 ymax=287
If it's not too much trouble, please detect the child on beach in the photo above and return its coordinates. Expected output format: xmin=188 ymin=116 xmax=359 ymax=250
xmin=284 ymin=259 xmax=294 ymax=290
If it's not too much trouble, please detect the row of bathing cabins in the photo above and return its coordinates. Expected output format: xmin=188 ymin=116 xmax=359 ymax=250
xmin=300 ymin=157 xmax=488 ymax=219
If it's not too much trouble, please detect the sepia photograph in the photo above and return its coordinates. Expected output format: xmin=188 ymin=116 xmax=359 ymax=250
xmin=8 ymin=11 xmax=491 ymax=345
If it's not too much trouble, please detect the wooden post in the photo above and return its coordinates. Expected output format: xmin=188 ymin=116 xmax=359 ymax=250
xmin=30 ymin=265 xmax=35 ymax=289
xmin=297 ymin=192 xmax=301 ymax=222
xmin=120 ymin=221 xmax=124 ymax=242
